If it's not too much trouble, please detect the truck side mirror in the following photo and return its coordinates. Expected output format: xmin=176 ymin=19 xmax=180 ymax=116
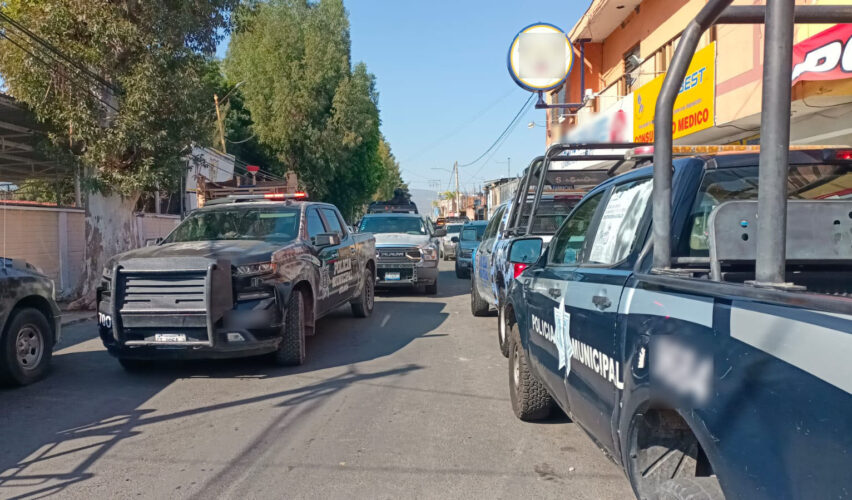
xmin=451 ymin=236 xmax=459 ymax=243
xmin=509 ymin=237 xmax=543 ymax=264
xmin=314 ymin=233 xmax=341 ymax=247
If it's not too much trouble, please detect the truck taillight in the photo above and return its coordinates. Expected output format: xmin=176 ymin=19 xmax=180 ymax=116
xmin=513 ymin=262 xmax=528 ymax=279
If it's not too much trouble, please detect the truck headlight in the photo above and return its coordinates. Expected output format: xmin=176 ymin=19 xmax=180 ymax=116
xmin=236 ymin=262 xmax=277 ymax=276
xmin=420 ymin=247 xmax=438 ymax=261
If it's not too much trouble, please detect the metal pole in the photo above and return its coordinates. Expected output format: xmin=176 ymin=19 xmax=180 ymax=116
xmin=508 ymin=157 xmax=542 ymax=233
xmin=214 ymin=94 xmax=227 ymax=154
xmin=754 ymin=0 xmax=795 ymax=286
xmin=454 ymin=161 xmax=460 ymax=217
xmin=717 ymin=4 xmax=852 ymax=24
xmin=651 ymin=0 xmax=732 ymax=270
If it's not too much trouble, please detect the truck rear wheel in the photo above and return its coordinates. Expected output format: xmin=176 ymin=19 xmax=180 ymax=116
xmin=655 ymin=478 xmax=724 ymax=500
xmin=508 ymin=321 xmax=553 ymax=421
xmin=272 ymin=289 xmax=306 ymax=366
xmin=425 ymin=281 xmax=438 ymax=295
xmin=0 ymin=308 xmax=53 ymax=386
xmin=497 ymin=305 xmax=510 ymax=358
xmin=470 ymin=280 xmax=489 ymax=316
xmin=351 ymin=268 xmax=375 ymax=318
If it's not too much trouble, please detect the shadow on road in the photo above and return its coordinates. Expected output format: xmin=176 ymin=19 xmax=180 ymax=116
xmin=0 ymin=298 xmax=447 ymax=498
xmin=376 ymin=268 xmax=470 ymax=300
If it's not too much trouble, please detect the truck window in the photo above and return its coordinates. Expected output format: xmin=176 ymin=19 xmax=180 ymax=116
xmin=165 ymin=207 xmax=301 ymax=243
xmin=679 ymin=164 xmax=852 ymax=256
xmin=306 ymin=208 xmax=326 ymax=240
xmin=320 ymin=207 xmax=345 ymax=236
xmin=517 ymin=196 xmax=582 ymax=234
xmin=587 ymin=178 xmax=652 ymax=265
xmin=548 ymin=191 xmax=605 ymax=265
xmin=360 ymin=216 xmax=426 ymax=235
xmin=483 ymin=206 xmax=506 ymax=240
xmin=462 ymin=225 xmax=486 ymax=241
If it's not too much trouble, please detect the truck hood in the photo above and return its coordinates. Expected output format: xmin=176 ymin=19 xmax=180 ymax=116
xmin=110 ymin=239 xmax=286 ymax=268
xmin=373 ymin=233 xmax=431 ymax=247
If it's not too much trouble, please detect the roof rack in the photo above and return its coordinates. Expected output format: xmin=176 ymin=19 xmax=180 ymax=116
xmin=518 ymin=142 xmax=652 ymax=235
xmin=649 ymin=1 xmax=852 ymax=288
xmin=204 ymin=191 xmax=308 ymax=206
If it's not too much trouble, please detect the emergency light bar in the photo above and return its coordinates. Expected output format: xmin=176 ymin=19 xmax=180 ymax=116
xmin=205 ymin=191 xmax=308 ymax=206
xmin=264 ymin=191 xmax=307 ymax=200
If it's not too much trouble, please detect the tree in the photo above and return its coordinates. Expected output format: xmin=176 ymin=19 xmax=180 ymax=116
xmin=374 ymin=136 xmax=408 ymax=201
xmin=225 ymin=0 xmax=384 ymax=219
xmin=0 ymin=1 xmax=237 ymax=305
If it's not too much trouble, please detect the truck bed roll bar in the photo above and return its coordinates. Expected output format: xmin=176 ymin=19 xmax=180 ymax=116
xmin=650 ymin=1 xmax=852 ymax=288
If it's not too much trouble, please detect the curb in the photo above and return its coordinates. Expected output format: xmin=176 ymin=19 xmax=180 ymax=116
xmin=61 ymin=316 xmax=94 ymax=327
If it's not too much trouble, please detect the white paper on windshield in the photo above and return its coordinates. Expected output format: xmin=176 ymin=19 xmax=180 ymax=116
xmin=588 ymin=180 xmax=652 ymax=264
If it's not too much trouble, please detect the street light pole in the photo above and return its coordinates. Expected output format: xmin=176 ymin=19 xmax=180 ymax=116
xmin=454 ymin=161 xmax=460 ymax=217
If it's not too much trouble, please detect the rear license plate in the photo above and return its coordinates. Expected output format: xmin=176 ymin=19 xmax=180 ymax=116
xmin=155 ymin=333 xmax=187 ymax=342
xmin=385 ymin=272 xmax=401 ymax=281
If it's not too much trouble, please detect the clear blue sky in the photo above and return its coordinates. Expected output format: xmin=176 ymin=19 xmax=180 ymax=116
xmin=217 ymin=0 xmax=589 ymax=193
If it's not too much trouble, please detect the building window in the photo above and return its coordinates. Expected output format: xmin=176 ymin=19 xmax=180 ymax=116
xmin=623 ymin=44 xmax=641 ymax=94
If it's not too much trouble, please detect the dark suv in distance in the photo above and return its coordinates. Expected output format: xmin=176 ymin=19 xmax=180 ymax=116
xmin=0 ymin=258 xmax=61 ymax=386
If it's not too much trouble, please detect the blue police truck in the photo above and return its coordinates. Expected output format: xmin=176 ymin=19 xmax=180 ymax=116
xmin=501 ymin=2 xmax=852 ymax=498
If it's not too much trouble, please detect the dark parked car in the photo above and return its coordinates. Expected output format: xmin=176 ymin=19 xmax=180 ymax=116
xmin=97 ymin=195 xmax=376 ymax=369
xmin=0 ymin=258 xmax=61 ymax=386
xmin=454 ymin=221 xmax=487 ymax=279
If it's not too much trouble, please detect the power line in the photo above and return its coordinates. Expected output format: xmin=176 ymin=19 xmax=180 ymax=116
xmin=464 ymin=97 xmax=533 ymax=186
xmin=0 ymin=29 xmax=120 ymax=113
xmin=0 ymin=11 xmax=119 ymax=94
xmin=459 ymin=93 xmax=534 ymax=168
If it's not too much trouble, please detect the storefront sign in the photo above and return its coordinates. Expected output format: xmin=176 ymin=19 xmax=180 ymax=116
xmin=792 ymin=24 xmax=852 ymax=84
xmin=561 ymin=98 xmax=632 ymax=144
xmin=633 ymin=42 xmax=716 ymax=142
xmin=507 ymin=23 xmax=574 ymax=92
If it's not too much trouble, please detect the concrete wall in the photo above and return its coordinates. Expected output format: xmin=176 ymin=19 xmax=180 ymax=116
xmin=0 ymin=206 xmax=180 ymax=298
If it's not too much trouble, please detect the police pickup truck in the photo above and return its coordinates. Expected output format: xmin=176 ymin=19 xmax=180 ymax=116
xmin=97 ymin=193 xmax=376 ymax=369
xmin=503 ymin=146 xmax=852 ymax=499
xmin=470 ymin=156 xmax=610 ymax=357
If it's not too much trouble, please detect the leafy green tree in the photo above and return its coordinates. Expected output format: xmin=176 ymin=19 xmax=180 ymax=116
xmin=374 ymin=137 xmax=408 ymax=201
xmin=0 ymin=0 xmax=236 ymax=304
xmin=225 ymin=0 xmax=384 ymax=219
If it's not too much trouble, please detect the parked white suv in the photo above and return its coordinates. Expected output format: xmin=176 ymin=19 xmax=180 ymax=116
xmin=441 ymin=223 xmax=463 ymax=260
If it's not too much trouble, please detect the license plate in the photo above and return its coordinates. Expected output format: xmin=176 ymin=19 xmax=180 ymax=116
xmin=155 ymin=333 xmax=186 ymax=342
xmin=385 ymin=272 xmax=401 ymax=281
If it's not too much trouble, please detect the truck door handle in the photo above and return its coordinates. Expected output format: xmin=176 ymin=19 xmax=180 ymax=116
xmin=548 ymin=288 xmax=561 ymax=299
xmin=592 ymin=293 xmax=612 ymax=310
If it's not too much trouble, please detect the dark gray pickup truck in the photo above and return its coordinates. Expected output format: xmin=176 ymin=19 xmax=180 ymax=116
xmin=97 ymin=195 xmax=375 ymax=369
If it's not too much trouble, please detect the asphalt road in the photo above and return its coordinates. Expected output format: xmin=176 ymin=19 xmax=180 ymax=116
xmin=0 ymin=262 xmax=633 ymax=500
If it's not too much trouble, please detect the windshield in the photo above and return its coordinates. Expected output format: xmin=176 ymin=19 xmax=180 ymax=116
xmin=680 ymin=164 xmax=852 ymax=256
xmin=517 ymin=197 xmax=581 ymax=234
xmin=164 ymin=207 xmax=300 ymax=243
xmin=446 ymin=224 xmax=463 ymax=234
xmin=461 ymin=225 xmax=486 ymax=241
xmin=359 ymin=216 xmax=427 ymax=235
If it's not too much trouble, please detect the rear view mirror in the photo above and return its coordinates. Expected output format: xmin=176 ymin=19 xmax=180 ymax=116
xmin=509 ymin=237 xmax=543 ymax=264
xmin=314 ymin=233 xmax=341 ymax=247
xmin=451 ymin=236 xmax=459 ymax=243
xmin=433 ymin=228 xmax=447 ymax=237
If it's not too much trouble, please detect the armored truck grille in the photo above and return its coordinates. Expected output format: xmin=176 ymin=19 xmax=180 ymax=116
xmin=377 ymin=247 xmax=420 ymax=264
xmin=118 ymin=272 xmax=207 ymax=313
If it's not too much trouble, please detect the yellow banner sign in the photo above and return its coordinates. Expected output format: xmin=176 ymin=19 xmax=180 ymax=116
xmin=633 ymin=42 xmax=716 ymax=142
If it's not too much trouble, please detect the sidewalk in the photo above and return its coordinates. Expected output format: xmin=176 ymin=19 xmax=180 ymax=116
xmin=60 ymin=310 xmax=94 ymax=327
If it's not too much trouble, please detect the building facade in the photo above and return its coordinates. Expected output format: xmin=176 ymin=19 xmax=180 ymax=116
xmin=547 ymin=0 xmax=852 ymax=149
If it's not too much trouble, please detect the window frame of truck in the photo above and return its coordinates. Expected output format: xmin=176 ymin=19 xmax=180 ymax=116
xmin=474 ymin=203 xmax=507 ymax=302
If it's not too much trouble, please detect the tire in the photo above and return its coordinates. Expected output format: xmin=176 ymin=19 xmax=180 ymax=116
xmin=425 ymin=281 xmax=438 ymax=295
xmin=118 ymin=358 xmax=151 ymax=372
xmin=508 ymin=320 xmax=554 ymax=421
xmin=497 ymin=304 xmax=510 ymax=358
xmin=351 ymin=267 xmax=375 ymax=318
xmin=0 ymin=308 xmax=53 ymax=386
xmin=272 ymin=289 xmax=306 ymax=366
xmin=455 ymin=265 xmax=467 ymax=279
xmin=655 ymin=478 xmax=724 ymax=500
xmin=470 ymin=279 xmax=489 ymax=317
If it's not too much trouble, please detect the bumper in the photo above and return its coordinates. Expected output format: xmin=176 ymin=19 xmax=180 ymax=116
xmin=376 ymin=261 xmax=438 ymax=286
xmin=97 ymin=261 xmax=287 ymax=361
xmin=456 ymin=256 xmax=473 ymax=270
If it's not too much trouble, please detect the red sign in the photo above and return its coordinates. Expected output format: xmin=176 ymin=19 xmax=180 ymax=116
xmin=246 ymin=164 xmax=260 ymax=173
xmin=792 ymin=24 xmax=852 ymax=84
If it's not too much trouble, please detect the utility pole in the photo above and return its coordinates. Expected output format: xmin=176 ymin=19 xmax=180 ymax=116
xmin=496 ymin=157 xmax=511 ymax=178
xmin=214 ymin=93 xmax=227 ymax=154
xmin=454 ymin=161 xmax=460 ymax=217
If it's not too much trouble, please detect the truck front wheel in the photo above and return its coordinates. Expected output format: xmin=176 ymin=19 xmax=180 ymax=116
xmin=470 ymin=280 xmax=489 ymax=316
xmin=508 ymin=321 xmax=553 ymax=421
xmin=0 ymin=308 xmax=53 ymax=386
xmin=272 ymin=289 xmax=306 ymax=366
xmin=655 ymin=478 xmax=724 ymax=500
xmin=351 ymin=267 xmax=375 ymax=317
